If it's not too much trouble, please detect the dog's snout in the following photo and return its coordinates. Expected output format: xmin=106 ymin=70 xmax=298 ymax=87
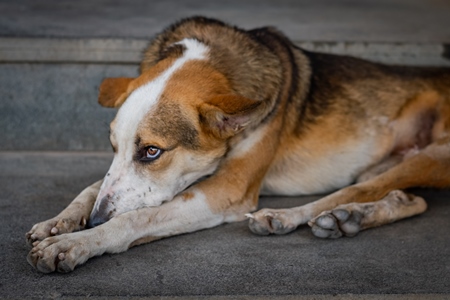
xmin=87 ymin=212 xmax=108 ymax=228
xmin=88 ymin=194 xmax=113 ymax=228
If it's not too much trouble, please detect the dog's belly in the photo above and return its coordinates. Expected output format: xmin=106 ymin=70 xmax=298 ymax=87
xmin=261 ymin=137 xmax=387 ymax=196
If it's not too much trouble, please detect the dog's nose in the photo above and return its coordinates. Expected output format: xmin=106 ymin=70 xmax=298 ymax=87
xmin=87 ymin=194 xmax=113 ymax=228
xmin=87 ymin=212 xmax=108 ymax=228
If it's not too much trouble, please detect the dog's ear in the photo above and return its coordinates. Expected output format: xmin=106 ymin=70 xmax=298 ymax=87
xmin=98 ymin=77 xmax=134 ymax=108
xmin=199 ymin=94 xmax=262 ymax=139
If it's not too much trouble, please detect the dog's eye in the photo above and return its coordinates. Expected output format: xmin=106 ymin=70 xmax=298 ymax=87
xmin=142 ymin=146 xmax=162 ymax=161
xmin=146 ymin=146 xmax=160 ymax=158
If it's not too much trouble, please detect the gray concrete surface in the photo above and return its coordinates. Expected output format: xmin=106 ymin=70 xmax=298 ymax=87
xmin=0 ymin=63 xmax=138 ymax=151
xmin=1 ymin=0 xmax=450 ymax=43
xmin=1 ymin=152 xmax=449 ymax=299
xmin=1 ymin=0 xmax=450 ymax=299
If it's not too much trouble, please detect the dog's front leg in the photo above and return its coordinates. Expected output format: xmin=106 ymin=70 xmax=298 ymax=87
xmin=27 ymin=185 xmax=247 ymax=273
xmin=26 ymin=180 xmax=102 ymax=246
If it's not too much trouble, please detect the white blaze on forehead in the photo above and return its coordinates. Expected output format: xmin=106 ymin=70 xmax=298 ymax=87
xmin=114 ymin=38 xmax=209 ymax=157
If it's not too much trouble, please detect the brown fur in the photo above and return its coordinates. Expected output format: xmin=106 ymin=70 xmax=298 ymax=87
xmin=102 ymin=16 xmax=450 ymax=224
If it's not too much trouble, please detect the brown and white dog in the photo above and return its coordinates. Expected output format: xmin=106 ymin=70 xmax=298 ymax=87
xmin=26 ymin=17 xmax=450 ymax=273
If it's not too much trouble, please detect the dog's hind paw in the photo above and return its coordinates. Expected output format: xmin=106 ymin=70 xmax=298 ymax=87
xmin=26 ymin=217 xmax=87 ymax=247
xmin=308 ymin=190 xmax=427 ymax=239
xmin=308 ymin=208 xmax=362 ymax=239
xmin=246 ymin=209 xmax=297 ymax=235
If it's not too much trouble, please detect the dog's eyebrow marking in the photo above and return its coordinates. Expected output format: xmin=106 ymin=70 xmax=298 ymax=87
xmin=149 ymin=101 xmax=199 ymax=149
xmin=134 ymin=137 xmax=141 ymax=147
xmin=114 ymin=38 xmax=209 ymax=159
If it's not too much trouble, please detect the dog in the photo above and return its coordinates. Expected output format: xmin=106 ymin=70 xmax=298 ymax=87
xmin=26 ymin=17 xmax=450 ymax=273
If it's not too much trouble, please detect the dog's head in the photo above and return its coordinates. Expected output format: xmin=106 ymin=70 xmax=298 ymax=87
xmin=88 ymin=39 xmax=263 ymax=227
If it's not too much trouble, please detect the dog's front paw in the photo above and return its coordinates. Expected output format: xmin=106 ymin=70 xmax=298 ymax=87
xmin=246 ymin=209 xmax=297 ymax=235
xmin=27 ymin=233 xmax=91 ymax=273
xmin=308 ymin=208 xmax=362 ymax=239
xmin=26 ymin=217 xmax=87 ymax=247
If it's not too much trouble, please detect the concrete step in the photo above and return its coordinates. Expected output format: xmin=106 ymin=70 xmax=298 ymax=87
xmin=1 ymin=37 xmax=449 ymax=151
xmin=2 ymin=0 xmax=450 ymax=43
xmin=1 ymin=0 xmax=450 ymax=151
xmin=0 ymin=62 xmax=137 ymax=151
xmin=1 ymin=38 xmax=449 ymax=66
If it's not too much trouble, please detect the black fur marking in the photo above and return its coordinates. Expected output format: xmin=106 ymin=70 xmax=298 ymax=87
xmin=297 ymin=51 xmax=375 ymax=132
xmin=134 ymin=136 xmax=141 ymax=148
xmin=167 ymin=16 xmax=246 ymax=38
xmin=150 ymin=102 xmax=200 ymax=150
xmin=158 ymin=43 xmax=186 ymax=62
xmin=247 ymin=27 xmax=299 ymax=125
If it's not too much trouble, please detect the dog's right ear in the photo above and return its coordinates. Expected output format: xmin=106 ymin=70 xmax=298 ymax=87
xmin=199 ymin=94 xmax=263 ymax=139
xmin=98 ymin=77 xmax=134 ymax=108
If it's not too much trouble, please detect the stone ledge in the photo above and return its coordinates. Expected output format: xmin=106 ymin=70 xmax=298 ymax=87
xmin=1 ymin=37 xmax=449 ymax=66
xmin=0 ymin=38 xmax=147 ymax=64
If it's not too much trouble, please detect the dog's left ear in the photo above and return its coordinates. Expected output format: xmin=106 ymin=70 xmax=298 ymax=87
xmin=199 ymin=94 xmax=263 ymax=139
xmin=98 ymin=77 xmax=134 ymax=108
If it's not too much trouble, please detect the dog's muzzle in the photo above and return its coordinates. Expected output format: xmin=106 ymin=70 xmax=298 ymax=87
xmin=87 ymin=194 xmax=112 ymax=228
xmin=87 ymin=211 xmax=109 ymax=228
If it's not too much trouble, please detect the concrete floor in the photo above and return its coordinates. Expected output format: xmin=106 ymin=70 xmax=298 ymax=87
xmin=1 ymin=0 xmax=450 ymax=298
xmin=1 ymin=152 xmax=450 ymax=298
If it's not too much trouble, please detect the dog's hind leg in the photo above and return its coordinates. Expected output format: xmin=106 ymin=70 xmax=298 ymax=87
xmin=26 ymin=180 xmax=102 ymax=246
xmin=356 ymin=154 xmax=404 ymax=183
xmin=248 ymin=136 xmax=450 ymax=237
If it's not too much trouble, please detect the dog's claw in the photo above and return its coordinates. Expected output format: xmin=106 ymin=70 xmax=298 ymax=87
xmin=245 ymin=213 xmax=255 ymax=219
xmin=26 ymin=217 xmax=87 ymax=246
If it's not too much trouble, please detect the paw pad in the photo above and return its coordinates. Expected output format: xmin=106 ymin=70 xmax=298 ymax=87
xmin=309 ymin=209 xmax=362 ymax=239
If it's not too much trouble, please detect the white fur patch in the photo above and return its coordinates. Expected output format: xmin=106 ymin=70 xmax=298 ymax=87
xmin=228 ymin=126 xmax=267 ymax=158
xmin=261 ymin=137 xmax=379 ymax=196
